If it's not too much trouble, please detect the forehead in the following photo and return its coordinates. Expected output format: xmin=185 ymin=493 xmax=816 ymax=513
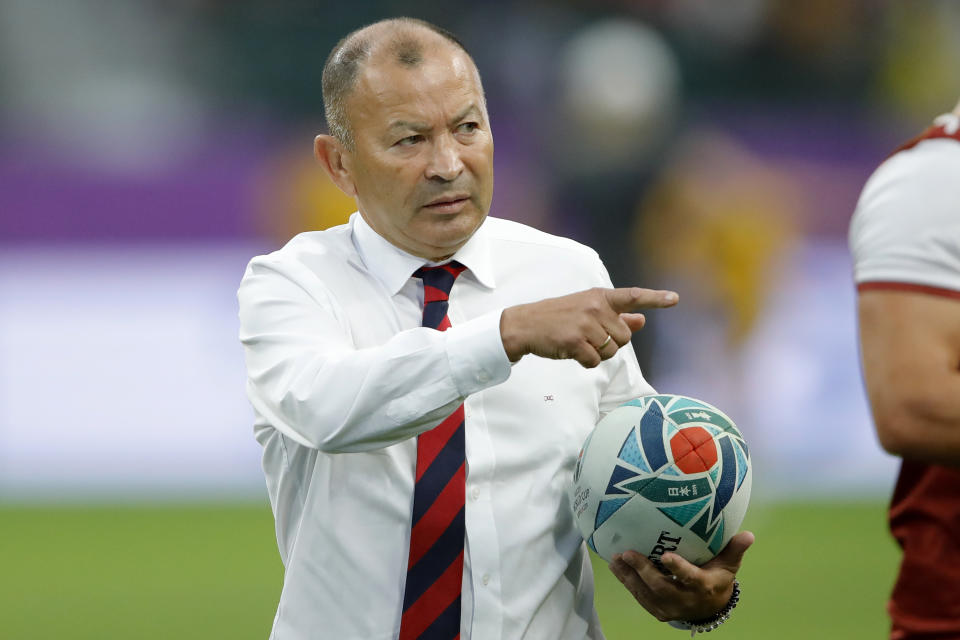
xmin=349 ymin=46 xmax=483 ymax=128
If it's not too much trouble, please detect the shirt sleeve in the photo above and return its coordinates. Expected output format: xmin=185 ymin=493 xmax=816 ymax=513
xmin=849 ymin=139 xmax=960 ymax=292
xmin=238 ymin=256 xmax=512 ymax=453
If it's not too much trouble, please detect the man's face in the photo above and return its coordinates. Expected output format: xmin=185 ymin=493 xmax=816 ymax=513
xmin=340 ymin=46 xmax=494 ymax=260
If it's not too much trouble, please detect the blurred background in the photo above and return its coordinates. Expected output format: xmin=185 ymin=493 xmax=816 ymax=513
xmin=1 ymin=0 xmax=957 ymax=638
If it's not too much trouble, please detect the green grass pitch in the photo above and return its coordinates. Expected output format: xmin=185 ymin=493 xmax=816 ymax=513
xmin=0 ymin=500 xmax=897 ymax=639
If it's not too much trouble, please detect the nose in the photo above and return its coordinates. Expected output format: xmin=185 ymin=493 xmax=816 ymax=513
xmin=425 ymin=133 xmax=464 ymax=182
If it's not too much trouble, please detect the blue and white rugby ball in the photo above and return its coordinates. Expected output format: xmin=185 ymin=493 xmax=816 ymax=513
xmin=569 ymin=394 xmax=752 ymax=565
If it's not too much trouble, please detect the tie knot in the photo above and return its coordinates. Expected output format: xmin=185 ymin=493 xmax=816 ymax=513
xmin=414 ymin=261 xmax=467 ymax=303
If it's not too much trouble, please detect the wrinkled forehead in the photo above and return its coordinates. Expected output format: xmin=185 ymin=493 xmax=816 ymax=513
xmin=351 ymin=45 xmax=484 ymax=117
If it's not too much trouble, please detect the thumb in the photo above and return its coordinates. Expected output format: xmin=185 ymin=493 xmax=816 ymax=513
xmin=621 ymin=313 xmax=646 ymax=333
xmin=705 ymin=531 xmax=755 ymax=573
xmin=605 ymin=287 xmax=678 ymax=313
xmin=660 ymin=531 xmax=755 ymax=584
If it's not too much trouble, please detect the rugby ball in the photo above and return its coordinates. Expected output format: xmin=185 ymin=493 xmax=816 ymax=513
xmin=569 ymin=394 xmax=751 ymax=565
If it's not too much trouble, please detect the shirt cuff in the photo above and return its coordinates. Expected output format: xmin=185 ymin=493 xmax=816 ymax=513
xmin=446 ymin=308 xmax=511 ymax=396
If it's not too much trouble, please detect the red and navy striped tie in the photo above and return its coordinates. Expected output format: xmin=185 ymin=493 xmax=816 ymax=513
xmin=400 ymin=261 xmax=468 ymax=640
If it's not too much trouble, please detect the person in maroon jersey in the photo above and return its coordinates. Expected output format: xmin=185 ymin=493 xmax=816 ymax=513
xmin=850 ymin=100 xmax=960 ymax=639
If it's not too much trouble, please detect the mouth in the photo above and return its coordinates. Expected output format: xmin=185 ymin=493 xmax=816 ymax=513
xmin=423 ymin=193 xmax=471 ymax=213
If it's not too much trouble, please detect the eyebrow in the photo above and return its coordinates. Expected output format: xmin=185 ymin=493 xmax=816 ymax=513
xmin=386 ymin=104 xmax=482 ymax=134
xmin=449 ymin=104 xmax=482 ymax=126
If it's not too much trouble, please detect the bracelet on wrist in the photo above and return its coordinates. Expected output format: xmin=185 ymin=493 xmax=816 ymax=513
xmin=667 ymin=579 xmax=740 ymax=637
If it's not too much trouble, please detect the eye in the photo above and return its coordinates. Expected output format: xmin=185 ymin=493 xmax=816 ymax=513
xmin=395 ymin=134 xmax=424 ymax=147
xmin=457 ymin=122 xmax=479 ymax=134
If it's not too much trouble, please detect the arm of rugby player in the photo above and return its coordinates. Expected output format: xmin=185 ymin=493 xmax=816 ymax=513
xmin=857 ymin=288 xmax=960 ymax=466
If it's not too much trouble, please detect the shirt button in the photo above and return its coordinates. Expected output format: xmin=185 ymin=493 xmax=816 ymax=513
xmin=477 ymin=371 xmax=489 ymax=383
xmin=482 ymin=574 xmax=490 ymax=586
xmin=471 ymin=487 xmax=481 ymax=501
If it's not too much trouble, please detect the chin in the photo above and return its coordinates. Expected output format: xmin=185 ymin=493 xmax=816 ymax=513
xmin=428 ymin=213 xmax=483 ymax=239
xmin=420 ymin=236 xmax=469 ymax=257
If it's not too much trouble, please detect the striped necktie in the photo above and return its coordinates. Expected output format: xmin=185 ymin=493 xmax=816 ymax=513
xmin=400 ymin=261 xmax=468 ymax=640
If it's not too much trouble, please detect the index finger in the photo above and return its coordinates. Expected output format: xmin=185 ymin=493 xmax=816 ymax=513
xmin=605 ymin=287 xmax=679 ymax=313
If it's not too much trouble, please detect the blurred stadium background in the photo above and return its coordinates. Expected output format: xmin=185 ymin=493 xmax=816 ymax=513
xmin=1 ymin=1 xmax=956 ymax=638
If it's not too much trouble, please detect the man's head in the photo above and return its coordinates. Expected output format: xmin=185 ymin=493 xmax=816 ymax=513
xmin=315 ymin=18 xmax=494 ymax=261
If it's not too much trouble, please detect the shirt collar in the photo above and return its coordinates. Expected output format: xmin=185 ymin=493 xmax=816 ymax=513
xmin=351 ymin=212 xmax=496 ymax=295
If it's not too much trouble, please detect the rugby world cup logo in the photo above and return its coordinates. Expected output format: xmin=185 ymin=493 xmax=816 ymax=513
xmin=573 ymin=432 xmax=592 ymax=484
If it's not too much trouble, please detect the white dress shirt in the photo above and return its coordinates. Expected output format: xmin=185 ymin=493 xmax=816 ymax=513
xmin=238 ymin=213 xmax=654 ymax=640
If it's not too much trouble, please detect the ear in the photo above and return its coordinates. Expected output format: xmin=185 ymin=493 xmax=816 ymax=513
xmin=315 ymin=134 xmax=358 ymax=198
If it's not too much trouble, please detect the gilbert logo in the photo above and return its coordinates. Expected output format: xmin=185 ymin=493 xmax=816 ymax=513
xmin=647 ymin=530 xmax=682 ymax=567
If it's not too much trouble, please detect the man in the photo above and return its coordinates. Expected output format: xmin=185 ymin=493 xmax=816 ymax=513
xmin=239 ymin=17 xmax=752 ymax=639
xmin=850 ymin=102 xmax=960 ymax=639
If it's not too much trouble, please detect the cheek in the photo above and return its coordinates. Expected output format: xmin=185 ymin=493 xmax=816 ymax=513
xmin=473 ymin=152 xmax=495 ymax=198
xmin=379 ymin=156 xmax=420 ymax=187
xmin=359 ymin=160 xmax=417 ymax=203
xmin=475 ymin=143 xmax=495 ymax=180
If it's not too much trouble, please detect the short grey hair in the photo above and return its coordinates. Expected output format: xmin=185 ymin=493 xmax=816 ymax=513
xmin=321 ymin=18 xmax=474 ymax=149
